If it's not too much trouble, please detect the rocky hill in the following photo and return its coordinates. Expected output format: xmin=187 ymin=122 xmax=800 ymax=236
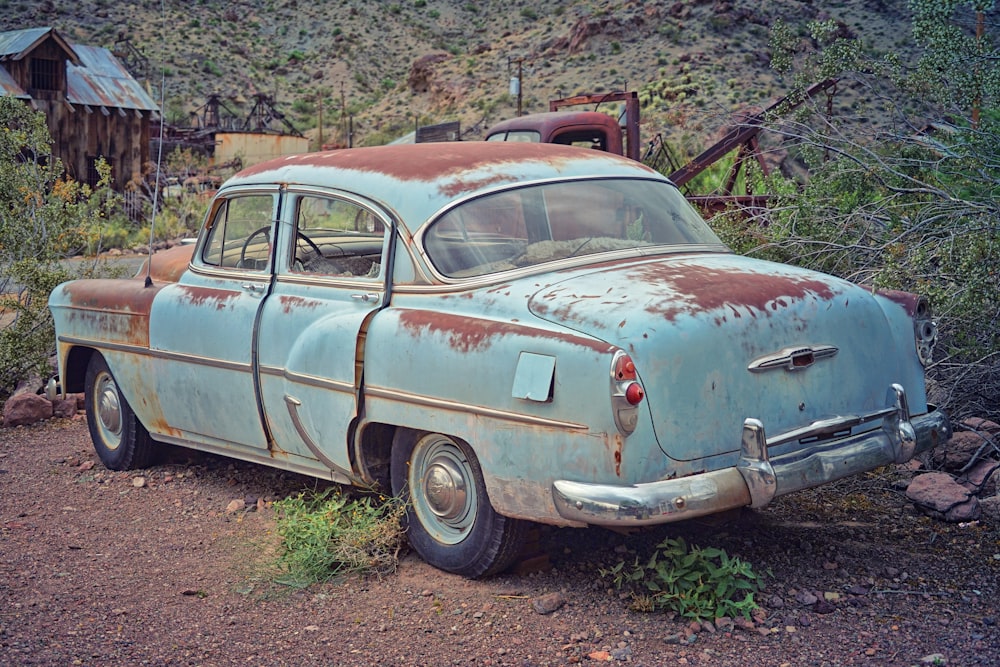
xmin=3 ymin=0 xmax=920 ymax=150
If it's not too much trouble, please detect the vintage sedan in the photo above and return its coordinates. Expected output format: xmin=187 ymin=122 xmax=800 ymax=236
xmin=49 ymin=143 xmax=949 ymax=577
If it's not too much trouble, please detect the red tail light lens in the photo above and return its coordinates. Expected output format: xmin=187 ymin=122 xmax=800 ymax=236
xmin=614 ymin=354 xmax=637 ymax=381
xmin=625 ymin=382 xmax=644 ymax=405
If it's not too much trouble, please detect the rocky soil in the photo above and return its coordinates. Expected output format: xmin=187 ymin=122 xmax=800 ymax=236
xmin=2 ymin=418 xmax=998 ymax=667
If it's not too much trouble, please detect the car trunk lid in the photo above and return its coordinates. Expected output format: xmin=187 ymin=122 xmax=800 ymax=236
xmin=527 ymin=253 xmax=908 ymax=463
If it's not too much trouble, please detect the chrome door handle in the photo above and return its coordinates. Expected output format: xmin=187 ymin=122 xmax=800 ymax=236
xmin=241 ymin=283 xmax=266 ymax=294
xmin=351 ymin=293 xmax=380 ymax=303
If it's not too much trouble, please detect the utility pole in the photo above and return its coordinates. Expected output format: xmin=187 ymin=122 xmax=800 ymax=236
xmin=317 ymin=93 xmax=323 ymax=149
xmin=508 ymin=56 xmax=525 ymax=116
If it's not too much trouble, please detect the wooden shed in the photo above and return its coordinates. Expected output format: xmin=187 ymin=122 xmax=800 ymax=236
xmin=0 ymin=27 xmax=160 ymax=193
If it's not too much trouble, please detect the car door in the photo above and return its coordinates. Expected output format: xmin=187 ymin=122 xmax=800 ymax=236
xmin=146 ymin=188 xmax=278 ymax=452
xmin=255 ymin=189 xmax=391 ymax=480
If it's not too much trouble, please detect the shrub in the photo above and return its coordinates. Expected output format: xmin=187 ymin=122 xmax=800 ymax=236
xmin=272 ymin=488 xmax=406 ymax=585
xmin=0 ymin=98 xmax=124 ymax=397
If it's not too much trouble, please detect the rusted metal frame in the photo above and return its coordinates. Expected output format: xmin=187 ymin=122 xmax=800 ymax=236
xmin=668 ymin=79 xmax=838 ymax=189
xmin=364 ymin=385 xmax=589 ymax=431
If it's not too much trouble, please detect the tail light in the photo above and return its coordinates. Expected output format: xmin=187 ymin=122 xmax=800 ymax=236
xmin=611 ymin=351 xmax=645 ymax=434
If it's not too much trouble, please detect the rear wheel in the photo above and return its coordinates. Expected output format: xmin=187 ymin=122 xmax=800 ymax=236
xmin=84 ymin=354 xmax=156 ymax=470
xmin=391 ymin=429 xmax=526 ymax=578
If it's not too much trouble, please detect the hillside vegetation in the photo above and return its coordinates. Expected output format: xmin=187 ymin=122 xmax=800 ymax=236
xmin=3 ymin=0 xmax=917 ymax=149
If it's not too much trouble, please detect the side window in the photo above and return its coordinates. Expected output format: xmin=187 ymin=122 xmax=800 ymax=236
xmin=291 ymin=195 xmax=386 ymax=279
xmin=201 ymin=195 xmax=275 ymax=270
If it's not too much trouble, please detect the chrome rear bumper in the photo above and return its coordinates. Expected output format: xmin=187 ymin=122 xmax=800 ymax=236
xmin=552 ymin=384 xmax=950 ymax=526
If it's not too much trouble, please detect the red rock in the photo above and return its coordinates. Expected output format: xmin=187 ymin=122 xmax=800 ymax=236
xmin=2 ymin=393 xmax=54 ymax=427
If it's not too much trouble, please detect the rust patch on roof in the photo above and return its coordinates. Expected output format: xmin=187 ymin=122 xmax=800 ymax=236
xmin=397 ymin=309 xmax=615 ymax=354
xmin=628 ymin=262 xmax=839 ymax=323
xmin=237 ymin=142 xmax=622 ymax=188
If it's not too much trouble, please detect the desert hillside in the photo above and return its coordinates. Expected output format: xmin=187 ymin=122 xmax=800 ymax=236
xmin=0 ymin=0 xmax=927 ymax=149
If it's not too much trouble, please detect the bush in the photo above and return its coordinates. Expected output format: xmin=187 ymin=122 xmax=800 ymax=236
xmin=272 ymin=487 xmax=406 ymax=585
xmin=0 ymin=97 xmax=124 ymax=397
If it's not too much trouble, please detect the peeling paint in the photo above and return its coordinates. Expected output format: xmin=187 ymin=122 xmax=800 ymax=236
xmin=176 ymin=285 xmax=241 ymax=311
xmin=397 ymin=310 xmax=616 ymax=354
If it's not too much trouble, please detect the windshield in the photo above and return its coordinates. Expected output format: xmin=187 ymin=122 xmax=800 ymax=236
xmin=423 ymin=178 xmax=724 ymax=278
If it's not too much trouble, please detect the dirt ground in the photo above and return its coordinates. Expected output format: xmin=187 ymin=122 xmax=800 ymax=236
xmin=1 ymin=418 xmax=998 ymax=667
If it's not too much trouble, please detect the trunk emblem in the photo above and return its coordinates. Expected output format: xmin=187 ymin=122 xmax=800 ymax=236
xmin=748 ymin=345 xmax=838 ymax=373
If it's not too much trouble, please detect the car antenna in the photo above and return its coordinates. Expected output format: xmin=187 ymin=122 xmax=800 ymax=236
xmin=144 ymin=0 xmax=168 ymax=288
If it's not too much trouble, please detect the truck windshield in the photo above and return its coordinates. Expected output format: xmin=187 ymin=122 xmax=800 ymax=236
xmin=423 ymin=178 xmax=725 ymax=278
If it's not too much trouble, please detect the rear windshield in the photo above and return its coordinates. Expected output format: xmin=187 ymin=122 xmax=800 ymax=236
xmin=423 ymin=178 xmax=724 ymax=278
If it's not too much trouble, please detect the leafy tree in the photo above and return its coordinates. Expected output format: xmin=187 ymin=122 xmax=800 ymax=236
xmin=0 ymin=97 xmax=122 ymax=398
xmin=715 ymin=10 xmax=1000 ymax=420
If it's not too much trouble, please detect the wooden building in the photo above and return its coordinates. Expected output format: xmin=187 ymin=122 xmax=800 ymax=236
xmin=0 ymin=27 xmax=159 ymax=192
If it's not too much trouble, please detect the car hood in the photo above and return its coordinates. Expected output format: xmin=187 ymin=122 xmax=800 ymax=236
xmin=527 ymin=252 xmax=914 ymax=462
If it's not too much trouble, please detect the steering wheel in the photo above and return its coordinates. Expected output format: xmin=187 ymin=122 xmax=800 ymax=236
xmin=295 ymin=231 xmax=324 ymax=263
xmin=238 ymin=226 xmax=272 ymax=269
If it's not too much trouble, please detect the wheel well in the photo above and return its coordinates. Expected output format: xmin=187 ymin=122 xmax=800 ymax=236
xmin=354 ymin=422 xmax=395 ymax=492
xmin=63 ymin=346 xmax=97 ymax=394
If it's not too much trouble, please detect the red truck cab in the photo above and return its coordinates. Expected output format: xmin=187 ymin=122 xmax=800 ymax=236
xmin=484 ymin=110 xmax=625 ymax=155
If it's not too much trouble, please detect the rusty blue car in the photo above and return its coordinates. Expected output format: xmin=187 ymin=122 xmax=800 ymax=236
xmin=48 ymin=142 xmax=949 ymax=577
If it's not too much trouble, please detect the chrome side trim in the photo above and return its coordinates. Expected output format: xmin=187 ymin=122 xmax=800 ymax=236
xmin=258 ymin=365 xmax=355 ymax=394
xmin=364 ymin=385 xmax=589 ymax=430
xmin=57 ymin=336 xmax=251 ymax=372
xmin=284 ymin=395 xmax=366 ymax=486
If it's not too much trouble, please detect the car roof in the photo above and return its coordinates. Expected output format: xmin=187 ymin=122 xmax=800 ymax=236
xmin=222 ymin=142 xmax=665 ymax=229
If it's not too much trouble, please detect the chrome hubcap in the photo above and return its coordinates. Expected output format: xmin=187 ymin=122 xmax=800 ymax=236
xmin=423 ymin=456 xmax=467 ymax=520
xmin=411 ymin=435 xmax=477 ymax=544
xmin=95 ymin=373 xmax=123 ymax=450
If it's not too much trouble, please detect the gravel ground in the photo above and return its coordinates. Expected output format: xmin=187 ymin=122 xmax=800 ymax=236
xmin=1 ymin=418 xmax=998 ymax=667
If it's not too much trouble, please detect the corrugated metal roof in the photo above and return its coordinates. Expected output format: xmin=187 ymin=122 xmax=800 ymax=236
xmin=0 ymin=66 xmax=28 ymax=98
xmin=0 ymin=27 xmax=59 ymax=60
xmin=0 ymin=27 xmax=158 ymax=113
xmin=67 ymin=44 xmax=158 ymax=112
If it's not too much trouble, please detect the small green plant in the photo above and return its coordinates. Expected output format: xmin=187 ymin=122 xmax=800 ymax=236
xmin=272 ymin=488 xmax=405 ymax=586
xmin=600 ymin=537 xmax=760 ymax=620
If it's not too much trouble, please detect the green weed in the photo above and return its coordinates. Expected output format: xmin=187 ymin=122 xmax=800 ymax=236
xmin=600 ymin=537 xmax=760 ymax=620
xmin=272 ymin=487 xmax=405 ymax=586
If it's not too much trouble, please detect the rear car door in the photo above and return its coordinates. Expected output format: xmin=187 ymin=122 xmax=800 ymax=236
xmin=255 ymin=189 xmax=391 ymax=480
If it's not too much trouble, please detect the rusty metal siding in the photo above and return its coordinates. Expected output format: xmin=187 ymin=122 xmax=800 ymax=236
xmin=215 ymin=132 xmax=310 ymax=169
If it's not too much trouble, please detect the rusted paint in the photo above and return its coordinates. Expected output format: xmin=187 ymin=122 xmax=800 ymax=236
xmin=236 ymin=142 xmax=628 ymax=187
xmin=133 ymin=244 xmax=194 ymax=283
xmin=397 ymin=310 xmax=616 ymax=354
xmin=628 ymin=262 xmax=839 ymax=323
xmin=277 ymin=294 xmax=322 ymax=314
xmin=871 ymin=288 xmax=925 ymax=317
xmin=176 ymin=285 xmax=242 ymax=310
xmin=58 ymin=279 xmax=161 ymax=347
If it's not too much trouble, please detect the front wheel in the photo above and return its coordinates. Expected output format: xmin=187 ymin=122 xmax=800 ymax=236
xmin=391 ymin=429 xmax=526 ymax=578
xmin=84 ymin=353 xmax=156 ymax=470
